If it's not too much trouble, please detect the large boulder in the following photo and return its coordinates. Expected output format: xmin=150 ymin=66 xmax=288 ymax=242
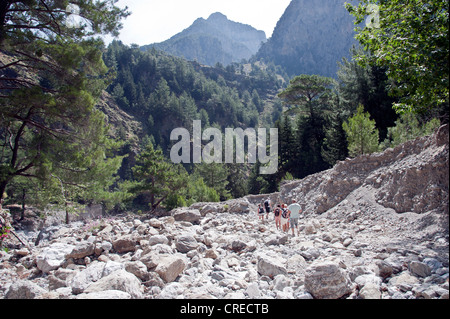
xmin=112 ymin=235 xmax=137 ymax=254
xmin=175 ymin=234 xmax=199 ymax=253
xmin=305 ymin=261 xmax=352 ymax=299
xmin=148 ymin=235 xmax=169 ymax=246
xmin=200 ymin=203 xmax=224 ymax=216
xmin=83 ymin=269 xmax=143 ymax=299
xmin=65 ymin=241 xmax=95 ymax=259
xmin=125 ymin=261 xmax=150 ymax=281
xmin=36 ymin=243 xmax=75 ymax=273
xmin=69 ymin=261 xmax=106 ymax=294
xmin=409 ymin=261 xmax=432 ymax=278
xmin=68 ymin=260 xmax=126 ymax=294
xmin=231 ymin=239 xmax=247 ymax=253
xmin=155 ymin=254 xmax=187 ymax=283
xmin=227 ymin=198 xmax=253 ymax=214
xmin=359 ymin=282 xmax=382 ymax=299
xmin=354 ymin=274 xmax=382 ymax=299
xmin=5 ymin=280 xmax=47 ymax=299
xmin=171 ymin=208 xmax=202 ymax=224
xmin=257 ymin=253 xmax=287 ymax=278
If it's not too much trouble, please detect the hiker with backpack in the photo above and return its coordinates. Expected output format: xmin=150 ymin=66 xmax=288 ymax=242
xmin=273 ymin=204 xmax=282 ymax=230
xmin=281 ymin=204 xmax=290 ymax=233
xmin=263 ymin=198 xmax=271 ymax=220
xmin=258 ymin=204 xmax=266 ymax=223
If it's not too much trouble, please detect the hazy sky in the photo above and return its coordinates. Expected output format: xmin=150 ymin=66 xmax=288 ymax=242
xmin=108 ymin=0 xmax=292 ymax=46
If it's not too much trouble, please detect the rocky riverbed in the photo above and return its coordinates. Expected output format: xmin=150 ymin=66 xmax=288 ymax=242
xmin=0 ymin=126 xmax=448 ymax=299
xmin=0 ymin=203 xmax=448 ymax=299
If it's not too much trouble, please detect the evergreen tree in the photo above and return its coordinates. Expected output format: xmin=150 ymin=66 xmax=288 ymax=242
xmin=322 ymin=110 xmax=349 ymax=166
xmin=293 ymin=113 xmax=329 ymax=178
xmin=343 ymin=105 xmax=380 ymax=157
xmin=226 ymin=164 xmax=248 ymax=199
xmin=380 ymin=113 xmax=440 ymax=150
xmin=131 ymin=142 xmax=188 ymax=212
xmin=278 ymin=75 xmax=335 ymax=178
xmin=247 ymin=162 xmax=269 ymax=195
xmin=185 ymin=176 xmax=220 ymax=204
xmin=193 ymin=162 xmax=230 ymax=201
xmin=277 ymin=114 xmax=296 ymax=176
xmin=105 ymin=40 xmax=283 ymax=158
xmin=0 ymin=0 xmax=129 ymax=210
xmin=337 ymin=48 xmax=398 ymax=140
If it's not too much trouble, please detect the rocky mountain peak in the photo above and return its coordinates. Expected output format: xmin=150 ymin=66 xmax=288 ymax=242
xmin=142 ymin=12 xmax=266 ymax=66
xmin=207 ymin=12 xmax=228 ymax=22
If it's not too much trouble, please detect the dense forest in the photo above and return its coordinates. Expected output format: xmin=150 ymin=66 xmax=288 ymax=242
xmin=0 ymin=0 xmax=448 ymax=221
xmin=99 ymin=40 xmax=442 ymax=210
xmin=103 ymin=40 xmax=287 ymax=152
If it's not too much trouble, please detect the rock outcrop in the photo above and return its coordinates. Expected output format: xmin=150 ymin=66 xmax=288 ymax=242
xmin=256 ymin=0 xmax=357 ymax=77
xmin=0 ymin=127 xmax=448 ymax=299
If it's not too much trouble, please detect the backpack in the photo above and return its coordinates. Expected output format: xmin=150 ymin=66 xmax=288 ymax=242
xmin=274 ymin=207 xmax=281 ymax=217
xmin=281 ymin=208 xmax=289 ymax=219
xmin=258 ymin=207 xmax=265 ymax=215
xmin=264 ymin=200 xmax=270 ymax=209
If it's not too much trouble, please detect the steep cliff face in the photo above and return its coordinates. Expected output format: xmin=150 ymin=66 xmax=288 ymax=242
xmin=256 ymin=0 xmax=358 ymax=77
xmin=143 ymin=12 xmax=267 ymax=66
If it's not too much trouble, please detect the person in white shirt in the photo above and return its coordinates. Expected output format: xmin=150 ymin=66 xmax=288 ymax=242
xmin=287 ymin=199 xmax=302 ymax=236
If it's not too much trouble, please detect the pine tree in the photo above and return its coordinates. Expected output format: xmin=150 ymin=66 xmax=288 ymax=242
xmin=226 ymin=164 xmax=248 ymax=199
xmin=193 ymin=162 xmax=230 ymax=201
xmin=322 ymin=111 xmax=349 ymax=166
xmin=185 ymin=176 xmax=220 ymax=204
xmin=277 ymin=114 xmax=296 ymax=176
xmin=131 ymin=142 xmax=188 ymax=212
xmin=278 ymin=74 xmax=335 ymax=178
xmin=337 ymin=48 xmax=398 ymax=140
xmin=247 ymin=162 xmax=269 ymax=195
xmin=0 ymin=0 xmax=129 ymax=210
xmin=343 ymin=105 xmax=380 ymax=157
xmin=380 ymin=113 xmax=440 ymax=150
xmin=293 ymin=114 xmax=329 ymax=178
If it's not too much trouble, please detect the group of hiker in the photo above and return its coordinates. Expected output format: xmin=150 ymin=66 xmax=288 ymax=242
xmin=257 ymin=198 xmax=303 ymax=236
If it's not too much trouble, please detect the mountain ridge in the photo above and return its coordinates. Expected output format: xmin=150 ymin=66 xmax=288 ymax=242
xmin=142 ymin=12 xmax=267 ymax=66
xmin=144 ymin=1 xmax=360 ymax=77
